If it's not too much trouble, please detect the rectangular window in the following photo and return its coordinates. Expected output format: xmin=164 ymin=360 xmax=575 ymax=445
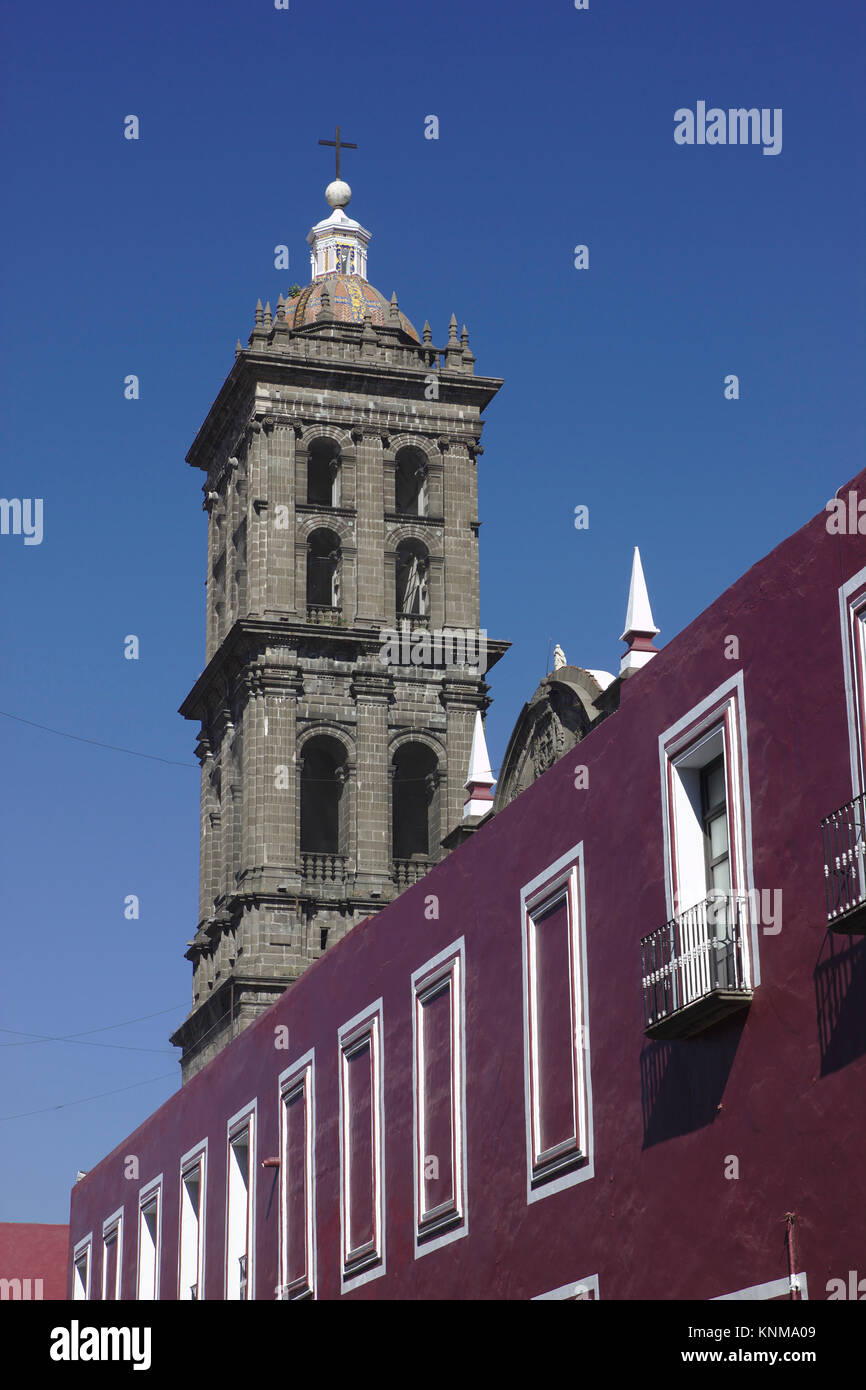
xmin=179 ymin=1142 xmax=207 ymax=1301
xmin=701 ymin=756 xmax=731 ymax=893
xmin=840 ymin=566 xmax=866 ymax=797
xmin=225 ymin=1104 xmax=255 ymax=1300
xmin=521 ymin=845 xmax=593 ymax=1203
xmin=136 ymin=1178 xmax=162 ymax=1300
xmin=824 ymin=568 xmax=866 ymax=922
xmin=338 ymin=1001 xmax=385 ymax=1291
xmin=101 ymin=1211 xmax=122 ymax=1301
xmin=412 ymin=940 xmax=467 ymax=1256
xmin=658 ymin=673 xmax=759 ymax=998
xmin=279 ymin=1053 xmax=316 ymax=1300
xmin=72 ymin=1234 xmax=92 ymax=1301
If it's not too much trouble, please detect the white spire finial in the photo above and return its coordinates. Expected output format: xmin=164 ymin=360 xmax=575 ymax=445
xmin=463 ymin=712 xmax=496 ymax=819
xmin=619 ymin=546 xmax=660 ymax=678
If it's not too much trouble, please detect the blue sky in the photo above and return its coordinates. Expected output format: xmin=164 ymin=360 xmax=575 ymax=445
xmin=1 ymin=0 xmax=863 ymax=1221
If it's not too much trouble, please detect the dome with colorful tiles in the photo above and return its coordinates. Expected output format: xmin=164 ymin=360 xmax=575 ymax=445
xmin=284 ymin=275 xmax=420 ymax=343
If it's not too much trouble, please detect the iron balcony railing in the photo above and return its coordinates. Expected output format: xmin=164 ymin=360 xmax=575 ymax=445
xmin=301 ymin=852 xmax=347 ymax=883
xmin=641 ymin=891 xmax=752 ymax=1033
xmin=821 ymin=792 xmax=866 ymax=925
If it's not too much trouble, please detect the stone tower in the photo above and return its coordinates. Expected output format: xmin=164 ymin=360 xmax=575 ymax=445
xmin=171 ymin=171 xmax=508 ymax=1079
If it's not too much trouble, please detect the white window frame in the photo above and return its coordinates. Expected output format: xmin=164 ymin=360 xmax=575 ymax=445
xmin=136 ymin=1175 xmax=163 ymax=1301
xmin=713 ymin=1273 xmax=808 ymax=1300
xmin=520 ymin=843 xmax=594 ymax=1204
xmin=178 ymin=1139 xmax=207 ymax=1301
xmin=225 ymin=1101 xmax=256 ymax=1301
xmin=338 ymin=1000 xmax=385 ymax=1292
xmin=101 ymin=1209 xmax=123 ymax=1301
xmin=659 ymin=671 xmax=759 ymax=991
xmin=411 ymin=938 xmax=468 ymax=1257
xmin=72 ymin=1232 xmax=92 ymax=1300
xmin=278 ymin=1050 xmax=316 ymax=1301
xmin=840 ymin=565 xmax=866 ymax=799
xmin=533 ymin=1273 xmax=600 ymax=1300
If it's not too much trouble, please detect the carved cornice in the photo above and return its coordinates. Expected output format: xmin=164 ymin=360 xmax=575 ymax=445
xmin=350 ymin=670 xmax=395 ymax=703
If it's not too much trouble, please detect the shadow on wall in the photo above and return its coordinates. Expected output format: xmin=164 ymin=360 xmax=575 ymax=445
xmin=640 ymin=1020 xmax=745 ymax=1149
xmin=815 ymin=932 xmax=866 ymax=1076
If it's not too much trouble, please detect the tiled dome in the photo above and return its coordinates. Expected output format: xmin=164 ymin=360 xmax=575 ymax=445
xmin=285 ymin=275 xmax=419 ymax=343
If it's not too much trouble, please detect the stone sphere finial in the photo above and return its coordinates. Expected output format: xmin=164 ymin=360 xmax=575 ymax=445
xmin=325 ymin=179 xmax=352 ymax=209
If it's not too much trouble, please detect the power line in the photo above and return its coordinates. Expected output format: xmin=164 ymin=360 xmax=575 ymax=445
xmin=0 ymin=1072 xmax=178 ymax=1122
xmin=0 ymin=709 xmax=196 ymax=768
xmin=0 ymin=1027 xmax=176 ymax=1056
xmin=0 ymin=1004 xmax=186 ymax=1051
xmin=59 ymin=1005 xmax=187 ymax=1036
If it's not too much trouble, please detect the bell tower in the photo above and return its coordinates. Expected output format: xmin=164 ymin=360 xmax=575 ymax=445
xmin=171 ymin=159 xmax=508 ymax=1079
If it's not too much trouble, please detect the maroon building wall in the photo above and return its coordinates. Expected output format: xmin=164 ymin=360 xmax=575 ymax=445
xmin=1 ymin=1224 xmax=69 ymax=1300
xmin=68 ymin=472 xmax=866 ymax=1300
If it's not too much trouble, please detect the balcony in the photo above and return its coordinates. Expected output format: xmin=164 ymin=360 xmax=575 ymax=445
xmin=393 ymin=857 xmax=436 ymax=888
xmin=301 ymin=852 xmax=348 ymax=883
xmin=641 ymin=893 xmax=754 ymax=1039
xmin=397 ymin=612 xmax=430 ymax=631
xmin=821 ymin=793 xmax=866 ymax=932
xmin=306 ymin=604 xmax=342 ymax=626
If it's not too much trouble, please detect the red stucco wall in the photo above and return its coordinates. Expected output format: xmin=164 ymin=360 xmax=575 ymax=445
xmin=68 ymin=472 xmax=866 ymax=1299
xmin=0 ymin=1224 xmax=69 ymax=1300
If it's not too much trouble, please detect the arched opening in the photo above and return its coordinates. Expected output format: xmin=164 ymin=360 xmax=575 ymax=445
xmin=395 ymin=447 xmax=428 ymax=517
xmin=307 ymin=439 xmax=341 ymax=507
xmin=392 ymin=742 xmax=439 ymax=866
xmin=300 ymin=736 xmax=347 ymax=859
xmin=395 ymin=540 xmax=429 ymax=617
xmin=307 ymin=528 xmax=342 ymax=612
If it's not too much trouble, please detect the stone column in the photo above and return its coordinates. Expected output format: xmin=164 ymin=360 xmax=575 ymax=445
xmin=441 ymin=438 xmax=478 ymax=630
xmin=196 ymin=729 xmax=216 ymax=923
xmin=354 ymin=428 xmax=385 ymax=626
xmin=267 ymin=421 xmax=298 ymax=615
xmin=351 ymin=667 xmax=394 ymax=891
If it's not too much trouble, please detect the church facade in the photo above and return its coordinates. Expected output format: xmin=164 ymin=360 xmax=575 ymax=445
xmin=67 ymin=468 xmax=866 ymax=1300
xmin=171 ymin=173 xmax=507 ymax=1079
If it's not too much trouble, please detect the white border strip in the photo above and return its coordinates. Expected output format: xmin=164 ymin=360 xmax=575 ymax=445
xmin=411 ymin=938 xmax=468 ymax=1259
xmin=224 ymin=1101 xmax=256 ymax=1301
xmin=136 ymin=1173 xmax=163 ymax=1301
xmin=532 ymin=1273 xmax=600 ymax=1300
xmin=277 ymin=1049 xmax=317 ymax=1300
xmin=713 ymin=1273 xmax=809 ymax=1301
xmin=839 ymin=565 xmax=866 ymax=798
xmin=101 ymin=1207 xmax=123 ymax=1301
xmin=658 ymin=670 xmax=760 ymax=988
xmin=520 ymin=842 xmax=594 ymax=1205
xmin=178 ymin=1138 xmax=208 ymax=1301
xmin=72 ymin=1231 xmax=92 ymax=1301
xmin=338 ymin=999 xmax=386 ymax=1293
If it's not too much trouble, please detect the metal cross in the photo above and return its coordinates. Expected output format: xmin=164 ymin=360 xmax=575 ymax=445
xmin=318 ymin=125 xmax=357 ymax=181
